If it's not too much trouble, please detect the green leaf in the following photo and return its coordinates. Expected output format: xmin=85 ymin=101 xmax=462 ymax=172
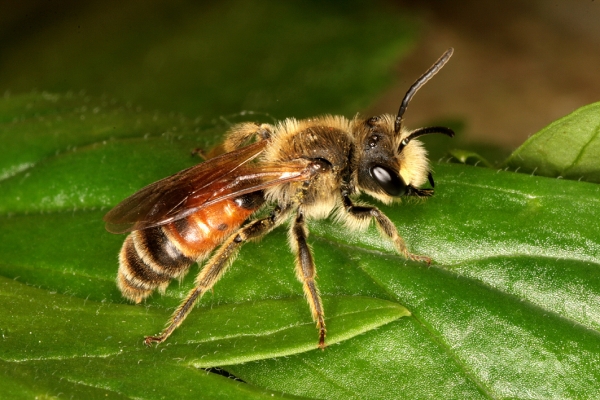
xmin=0 ymin=354 xmax=299 ymax=400
xmin=2 ymin=91 xmax=600 ymax=399
xmin=0 ymin=272 xmax=406 ymax=365
xmin=505 ymin=102 xmax=600 ymax=182
xmin=0 ymin=91 xmax=211 ymax=185
xmin=233 ymin=161 xmax=600 ymax=399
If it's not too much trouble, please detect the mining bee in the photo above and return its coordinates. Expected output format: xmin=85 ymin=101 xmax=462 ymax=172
xmin=104 ymin=48 xmax=455 ymax=348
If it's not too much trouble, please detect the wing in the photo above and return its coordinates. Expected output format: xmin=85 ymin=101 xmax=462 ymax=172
xmin=104 ymin=140 xmax=310 ymax=234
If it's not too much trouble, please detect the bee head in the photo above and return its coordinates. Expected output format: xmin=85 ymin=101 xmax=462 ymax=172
xmin=353 ymin=48 xmax=455 ymax=203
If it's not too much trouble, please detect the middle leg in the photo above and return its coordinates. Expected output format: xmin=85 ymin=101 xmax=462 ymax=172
xmin=290 ymin=210 xmax=327 ymax=348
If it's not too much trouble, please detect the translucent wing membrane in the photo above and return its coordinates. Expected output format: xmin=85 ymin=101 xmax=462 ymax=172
xmin=104 ymin=141 xmax=310 ymax=233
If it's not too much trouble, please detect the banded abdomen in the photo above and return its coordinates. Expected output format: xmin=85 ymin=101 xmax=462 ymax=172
xmin=117 ymin=192 xmax=264 ymax=302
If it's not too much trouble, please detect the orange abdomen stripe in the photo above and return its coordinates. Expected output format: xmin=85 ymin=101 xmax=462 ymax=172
xmin=117 ymin=193 xmax=264 ymax=303
xmin=162 ymin=198 xmax=254 ymax=260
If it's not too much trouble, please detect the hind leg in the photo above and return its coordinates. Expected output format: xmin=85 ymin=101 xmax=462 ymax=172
xmin=145 ymin=206 xmax=289 ymax=345
xmin=223 ymin=122 xmax=274 ymax=152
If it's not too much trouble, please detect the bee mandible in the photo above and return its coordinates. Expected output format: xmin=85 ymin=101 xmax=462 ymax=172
xmin=104 ymin=48 xmax=455 ymax=348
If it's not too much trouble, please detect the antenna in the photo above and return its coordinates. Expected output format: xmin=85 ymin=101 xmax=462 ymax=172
xmin=394 ymin=48 xmax=454 ymax=134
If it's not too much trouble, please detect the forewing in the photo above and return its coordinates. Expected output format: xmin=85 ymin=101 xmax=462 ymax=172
xmin=104 ymin=141 xmax=310 ymax=233
xmin=104 ymin=141 xmax=267 ymax=233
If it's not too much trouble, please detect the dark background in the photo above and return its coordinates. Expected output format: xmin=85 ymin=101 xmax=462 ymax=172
xmin=2 ymin=0 xmax=599 ymax=156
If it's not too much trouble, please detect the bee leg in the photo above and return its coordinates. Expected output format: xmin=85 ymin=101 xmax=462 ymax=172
xmin=144 ymin=207 xmax=288 ymax=346
xmin=290 ymin=211 xmax=327 ymax=349
xmin=341 ymin=194 xmax=431 ymax=264
xmin=223 ymin=122 xmax=274 ymax=152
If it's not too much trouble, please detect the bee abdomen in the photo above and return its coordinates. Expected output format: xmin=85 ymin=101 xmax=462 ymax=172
xmin=117 ymin=227 xmax=195 ymax=303
xmin=116 ymin=195 xmax=264 ymax=303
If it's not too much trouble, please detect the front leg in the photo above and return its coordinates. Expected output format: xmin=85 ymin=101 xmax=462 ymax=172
xmin=405 ymin=172 xmax=435 ymax=198
xmin=341 ymin=194 xmax=431 ymax=264
xmin=290 ymin=211 xmax=327 ymax=349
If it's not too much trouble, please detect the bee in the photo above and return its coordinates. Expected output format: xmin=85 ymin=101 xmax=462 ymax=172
xmin=104 ymin=48 xmax=455 ymax=349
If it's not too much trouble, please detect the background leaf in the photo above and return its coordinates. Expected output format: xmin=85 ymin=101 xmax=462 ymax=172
xmin=505 ymin=102 xmax=600 ymax=182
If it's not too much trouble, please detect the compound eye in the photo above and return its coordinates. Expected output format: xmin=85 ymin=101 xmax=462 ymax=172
xmin=369 ymin=165 xmax=407 ymax=196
